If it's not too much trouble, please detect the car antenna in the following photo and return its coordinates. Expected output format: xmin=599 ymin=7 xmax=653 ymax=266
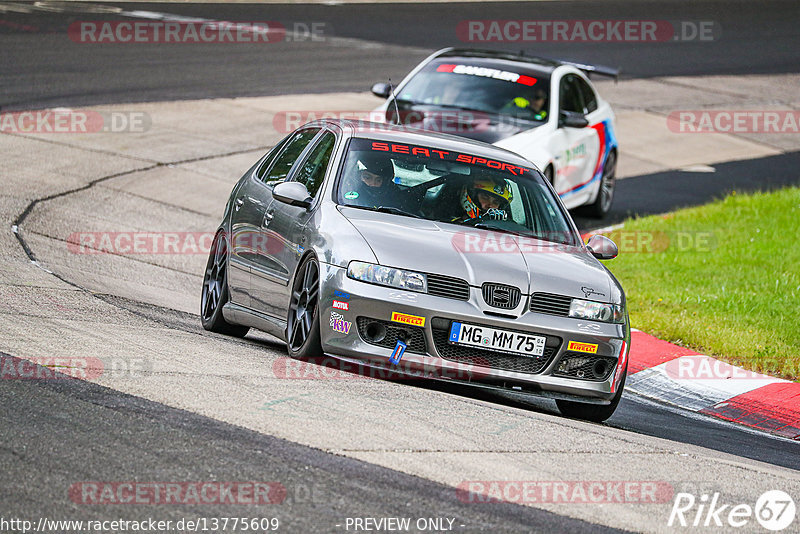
xmin=388 ymin=78 xmax=401 ymax=125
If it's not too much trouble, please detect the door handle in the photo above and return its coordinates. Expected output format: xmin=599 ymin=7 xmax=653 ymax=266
xmin=234 ymin=198 xmax=244 ymax=211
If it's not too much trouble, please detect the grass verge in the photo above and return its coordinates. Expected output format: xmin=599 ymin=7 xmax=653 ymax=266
xmin=600 ymin=187 xmax=800 ymax=380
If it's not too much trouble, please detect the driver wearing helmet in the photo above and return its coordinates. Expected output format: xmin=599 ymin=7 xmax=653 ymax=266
xmin=454 ymin=178 xmax=513 ymax=222
xmin=343 ymin=153 xmax=399 ymax=208
xmin=501 ymin=89 xmax=548 ymax=121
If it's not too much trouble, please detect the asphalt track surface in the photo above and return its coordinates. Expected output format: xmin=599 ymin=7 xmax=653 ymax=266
xmin=1 ymin=353 xmax=625 ymax=533
xmin=2 ymin=1 xmax=800 ymax=532
xmin=571 ymin=151 xmax=800 ymax=229
xmin=1 ymin=0 xmax=799 ymax=110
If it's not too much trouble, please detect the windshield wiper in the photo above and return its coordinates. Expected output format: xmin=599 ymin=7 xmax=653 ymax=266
xmin=473 ymin=224 xmax=577 ymax=246
xmin=375 ymin=206 xmax=423 ymax=219
xmin=397 ymin=100 xmax=488 ymax=115
xmin=347 ymin=205 xmax=423 ymax=219
xmin=473 ymin=223 xmax=530 ymax=237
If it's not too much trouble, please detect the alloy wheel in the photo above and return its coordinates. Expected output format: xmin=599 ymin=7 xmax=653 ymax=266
xmin=201 ymin=233 xmax=227 ymax=322
xmin=288 ymin=258 xmax=319 ymax=351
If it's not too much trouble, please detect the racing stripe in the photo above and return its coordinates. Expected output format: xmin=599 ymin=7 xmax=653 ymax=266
xmin=560 ymin=120 xmax=615 ymax=197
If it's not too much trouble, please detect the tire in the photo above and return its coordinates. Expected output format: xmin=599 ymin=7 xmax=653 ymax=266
xmin=555 ymin=367 xmax=627 ymax=423
xmin=585 ymin=149 xmax=616 ymax=218
xmin=286 ymin=254 xmax=323 ymax=359
xmin=200 ymin=231 xmax=250 ymax=337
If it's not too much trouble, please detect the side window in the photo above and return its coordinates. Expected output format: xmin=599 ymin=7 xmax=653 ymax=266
xmin=508 ymin=180 xmax=526 ymax=227
xmin=294 ymin=131 xmax=336 ymax=198
xmin=559 ymin=75 xmax=585 ymax=114
xmin=263 ymin=128 xmax=321 ymax=184
xmin=255 ymin=136 xmax=290 ymax=181
xmin=576 ymin=77 xmax=598 ymax=113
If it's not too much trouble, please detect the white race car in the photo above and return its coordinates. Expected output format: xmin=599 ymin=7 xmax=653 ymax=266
xmin=371 ymin=48 xmax=619 ymax=217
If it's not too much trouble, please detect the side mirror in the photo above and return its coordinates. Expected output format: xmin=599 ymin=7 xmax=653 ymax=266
xmin=273 ymin=181 xmax=312 ymax=209
xmin=559 ymin=110 xmax=589 ymax=128
xmin=371 ymin=82 xmax=391 ymax=98
xmin=586 ymin=234 xmax=618 ymax=260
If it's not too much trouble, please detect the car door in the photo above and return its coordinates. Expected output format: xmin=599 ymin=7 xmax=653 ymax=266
xmin=575 ymin=74 xmax=609 ymax=187
xmin=227 ymin=137 xmax=290 ymax=308
xmin=553 ymin=73 xmax=597 ymax=196
xmin=251 ymin=129 xmax=338 ymax=318
xmin=248 ymin=127 xmax=321 ymax=316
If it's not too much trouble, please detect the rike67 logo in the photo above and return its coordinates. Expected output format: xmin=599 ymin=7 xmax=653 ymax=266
xmin=669 ymin=490 xmax=796 ymax=531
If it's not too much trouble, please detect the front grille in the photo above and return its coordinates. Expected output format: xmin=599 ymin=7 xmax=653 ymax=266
xmin=427 ymin=273 xmax=470 ymax=301
xmin=482 ymin=283 xmax=521 ymax=309
xmin=554 ymin=353 xmax=617 ymax=381
xmin=530 ymin=292 xmax=573 ymax=316
xmin=431 ymin=327 xmax=556 ymax=375
xmin=356 ymin=317 xmax=427 ymax=354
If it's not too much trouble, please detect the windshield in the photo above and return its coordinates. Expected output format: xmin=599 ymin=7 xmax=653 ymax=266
xmin=336 ymin=138 xmax=578 ymax=246
xmin=396 ymin=61 xmax=550 ymax=122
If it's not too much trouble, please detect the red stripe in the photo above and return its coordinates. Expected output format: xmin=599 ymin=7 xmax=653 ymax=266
xmin=611 ymin=340 xmax=627 ymax=393
xmin=628 ymin=331 xmax=699 ymax=374
xmin=558 ymin=123 xmax=606 ymax=195
xmin=516 ymin=75 xmax=537 ymax=86
xmin=436 ymin=64 xmax=456 ymax=73
xmin=699 ymin=383 xmax=800 ymax=439
xmin=590 ymin=123 xmax=606 ymax=178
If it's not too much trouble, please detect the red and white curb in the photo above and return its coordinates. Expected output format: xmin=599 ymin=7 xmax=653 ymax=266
xmin=626 ymin=329 xmax=800 ymax=440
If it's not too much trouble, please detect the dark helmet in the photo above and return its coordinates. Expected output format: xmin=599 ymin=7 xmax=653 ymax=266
xmin=358 ymin=153 xmax=394 ymax=184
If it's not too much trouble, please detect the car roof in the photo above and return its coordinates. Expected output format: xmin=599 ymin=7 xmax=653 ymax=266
xmin=326 ymin=119 xmax=537 ymax=169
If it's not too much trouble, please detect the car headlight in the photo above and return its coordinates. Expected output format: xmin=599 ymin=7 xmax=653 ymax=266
xmin=347 ymin=261 xmax=427 ymax=293
xmin=569 ymin=299 xmax=624 ymax=323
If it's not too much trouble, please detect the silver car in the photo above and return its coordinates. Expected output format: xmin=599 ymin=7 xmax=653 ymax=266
xmin=201 ymin=119 xmax=630 ymax=422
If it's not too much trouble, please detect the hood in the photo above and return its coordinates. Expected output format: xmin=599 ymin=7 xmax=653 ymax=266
xmin=340 ymin=207 xmax=614 ymax=301
xmin=391 ymin=106 xmax=540 ymax=145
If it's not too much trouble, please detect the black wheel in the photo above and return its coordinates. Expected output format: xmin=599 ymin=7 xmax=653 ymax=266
xmin=200 ymin=231 xmax=249 ymax=337
xmin=556 ymin=366 xmax=626 ymax=423
xmin=585 ymin=150 xmax=616 ymax=218
xmin=286 ymin=254 xmax=322 ymax=358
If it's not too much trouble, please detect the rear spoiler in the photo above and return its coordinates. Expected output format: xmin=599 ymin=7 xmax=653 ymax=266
xmin=561 ymin=61 xmax=620 ymax=80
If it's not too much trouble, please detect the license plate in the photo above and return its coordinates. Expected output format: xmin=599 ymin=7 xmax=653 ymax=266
xmin=448 ymin=322 xmax=546 ymax=357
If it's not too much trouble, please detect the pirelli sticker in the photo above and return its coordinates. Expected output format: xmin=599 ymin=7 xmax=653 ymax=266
xmin=568 ymin=341 xmax=598 ymax=354
xmin=391 ymin=312 xmax=426 ymax=327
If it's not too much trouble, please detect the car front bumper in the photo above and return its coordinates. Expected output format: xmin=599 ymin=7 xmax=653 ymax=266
xmin=318 ymin=263 xmax=630 ymax=404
